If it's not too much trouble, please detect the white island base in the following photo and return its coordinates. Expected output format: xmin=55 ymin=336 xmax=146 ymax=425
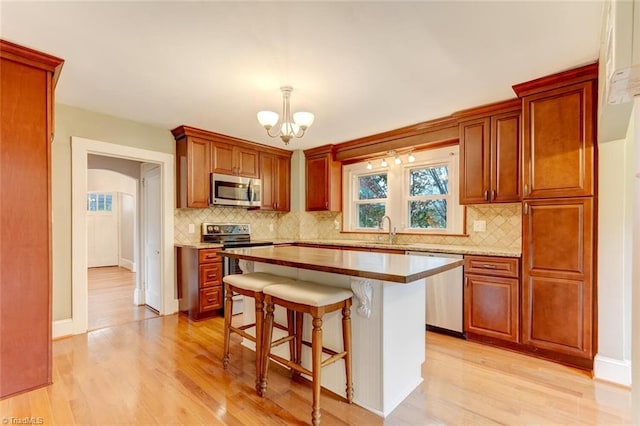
xmin=238 ymin=260 xmax=426 ymax=417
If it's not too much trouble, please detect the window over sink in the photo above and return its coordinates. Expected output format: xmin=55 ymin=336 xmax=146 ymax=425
xmin=343 ymin=145 xmax=463 ymax=234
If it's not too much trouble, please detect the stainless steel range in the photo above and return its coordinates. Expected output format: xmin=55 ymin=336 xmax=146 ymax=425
xmin=202 ymin=223 xmax=273 ymax=313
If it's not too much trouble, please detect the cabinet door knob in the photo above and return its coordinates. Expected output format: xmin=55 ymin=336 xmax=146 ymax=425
xmin=524 ymin=202 xmax=529 ymax=215
xmin=484 ymin=191 xmax=488 ymax=201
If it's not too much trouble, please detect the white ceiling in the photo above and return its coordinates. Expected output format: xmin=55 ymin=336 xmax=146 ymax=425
xmin=1 ymin=1 xmax=604 ymax=151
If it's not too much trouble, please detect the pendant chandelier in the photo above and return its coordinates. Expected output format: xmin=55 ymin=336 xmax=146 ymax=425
xmin=257 ymin=86 xmax=314 ymax=145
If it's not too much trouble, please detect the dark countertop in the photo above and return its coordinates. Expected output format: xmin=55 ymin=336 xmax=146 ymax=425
xmin=220 ymin=245 xmax=464 ymax=284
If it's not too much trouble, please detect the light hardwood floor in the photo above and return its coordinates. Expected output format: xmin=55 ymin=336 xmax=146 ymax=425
xmin=0 ymin=313 xmax=631 ymax=425
xmin=88 ymin=266 xmax=157 ymax=331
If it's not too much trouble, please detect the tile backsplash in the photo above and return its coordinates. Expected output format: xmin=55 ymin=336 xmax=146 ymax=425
xmin=175 ymin=203 xmax=521 ymax=250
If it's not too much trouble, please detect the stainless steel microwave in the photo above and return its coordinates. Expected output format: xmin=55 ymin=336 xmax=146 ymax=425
xmin=210 ymin=173 xmax=261 ymax=207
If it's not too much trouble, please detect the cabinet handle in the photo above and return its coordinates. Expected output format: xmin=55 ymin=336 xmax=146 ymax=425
xmin=492 ymin=190 xmax=496 ymax=201
xmin=482 ymin=264 xmax=497 ymax=269
xmin=524 ymin=184 xmax=529 ymax=195
xmin=484 ymin=191 xmax=488 ymax=201
xmin=207 ymin=273 xmax=216 ymax=279
xmin=207 ymin=298 xmax=214 ymax=303
xmin=524 ymin=202 xmax=529 ymax=215
xmin=325 ymin=201 xmax=329 ymax=209
xmin=465 ymin=277 xmax=469 ymax=287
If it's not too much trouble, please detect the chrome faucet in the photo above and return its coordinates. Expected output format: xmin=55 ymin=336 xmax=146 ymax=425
xmin=379 ymin=215 xmax=396 ymax=243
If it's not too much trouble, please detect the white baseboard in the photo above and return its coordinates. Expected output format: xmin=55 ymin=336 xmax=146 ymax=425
xmin=52 ymin=318 xmax=74 ymax=339
xmin=594 ymin=354 xmax=632 ymax=386
xmin=134 ymin=287 xmax=145 ymax=305
xmin=119 ymin=258 xmax=136 ymax=272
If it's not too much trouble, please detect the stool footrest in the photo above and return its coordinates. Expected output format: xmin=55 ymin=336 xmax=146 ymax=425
xmin=301 ymin=339 xmax=340 ymax=357
xmin=321 ymin=351 xmax=348 ymax=368
xmin=271 ymin=334 xmax=296 ymax=349
xmin=270 ymin=353 xmax=312 ymax=377
xmin=230 ymin=322 xmax=293 ymax=345
xmin=229 ymin=325 xmax=257 ymax=342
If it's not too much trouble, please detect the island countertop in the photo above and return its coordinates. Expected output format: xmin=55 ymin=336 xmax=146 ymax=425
xmin=220 ymin=245 xmax=464 ymax=284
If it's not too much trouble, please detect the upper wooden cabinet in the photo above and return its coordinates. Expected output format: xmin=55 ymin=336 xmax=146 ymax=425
xmin=172 ymin=125 xmax=291 ymax=209
xmin=211 ymin=140 xmax=259 ymax=178
xmin=304 ymin=145 xmax=342 ymax=211
xmin=513 ymin=64 xmax=597 ymax=199
xmin=260 ymin=151 xmax=292 ymax=212
xmin=175 ymin=135 xmax=211 ymax=208
xmin=0 ymin=40 xmax=63 ymax=399
xmin=457 ymin=99 xmax=521 ymax=204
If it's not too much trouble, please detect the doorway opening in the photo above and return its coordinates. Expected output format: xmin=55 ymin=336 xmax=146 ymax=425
xmin=69 ymin=137 xmax=176 ymax=336
xmin=85 ymin=159 xmax=159 ymax=331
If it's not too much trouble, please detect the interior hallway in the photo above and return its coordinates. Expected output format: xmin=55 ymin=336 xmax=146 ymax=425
xmin=88 ymin=266 xmax=157 ymax=331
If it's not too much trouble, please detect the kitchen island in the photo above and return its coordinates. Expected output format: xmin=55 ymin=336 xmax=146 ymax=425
xmin=221 ymin=245 xmax=463 ymax=417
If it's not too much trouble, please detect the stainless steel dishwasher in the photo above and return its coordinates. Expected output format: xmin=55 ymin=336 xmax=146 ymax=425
xmin=407 ymin=251 xmax=464 ymax=337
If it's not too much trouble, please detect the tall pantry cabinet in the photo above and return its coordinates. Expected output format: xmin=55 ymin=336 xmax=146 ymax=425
xmin=513 ymin=63 xmax=597 ymax=369
xmin=0 ymin=40 xmax=64 ymax=398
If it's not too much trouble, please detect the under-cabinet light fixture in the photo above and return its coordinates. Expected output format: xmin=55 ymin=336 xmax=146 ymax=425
xmin=367 ymin=149 xmax=417 ymax=169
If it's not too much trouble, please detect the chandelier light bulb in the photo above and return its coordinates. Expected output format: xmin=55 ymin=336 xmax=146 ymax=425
xmin=381 ymin=158 xmax=388 ymax=167
xmin=258 ymin=86 xmax=314 ymax=145
xmin=408 ymin=152 xmax=416 ymax=163
xmin=366 ymin=161 xmax=373 ymax=170
xmin=394 ymin=155 xmax=402 ymax=165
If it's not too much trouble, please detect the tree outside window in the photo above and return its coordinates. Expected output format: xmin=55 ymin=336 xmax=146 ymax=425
xmin=408 ymin=165 xmax=448 ymax=229
xmin=356 ymin=173 xmax=387 ymax=228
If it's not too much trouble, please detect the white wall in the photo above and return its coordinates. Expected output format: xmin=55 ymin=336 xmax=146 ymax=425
xmin=88 ymin=169 xmax=137 ymax=194
xmin=87 ymin=169 xmax=137 ymax=271
xmin=632 ymin=97 xmax=640 ymax=423
xmin=120 ymin=193 xmax=135 ymax=271
xmin=596 ymin=114 xmax=634 ymax=385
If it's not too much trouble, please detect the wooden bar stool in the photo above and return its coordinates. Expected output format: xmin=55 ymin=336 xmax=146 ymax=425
xmin=261 ymin=281 xmax=354 ymax=426
xmin=222 ymin=272 xmax=295 ymax=394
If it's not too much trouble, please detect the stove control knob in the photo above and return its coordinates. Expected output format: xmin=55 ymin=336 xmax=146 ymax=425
xmin=212 ymin=225 xmax=219 ymax=233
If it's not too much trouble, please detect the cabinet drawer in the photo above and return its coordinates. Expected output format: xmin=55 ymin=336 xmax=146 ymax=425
xmin=200 ymin=286 xmax=222 ymax=312
xmin=199 ymin=249 xmax=221 ymax=264
xmin=199 ymin=263 xmax=222 ymax=288
xmin=465 ymin=255 xmax=519 ymax=278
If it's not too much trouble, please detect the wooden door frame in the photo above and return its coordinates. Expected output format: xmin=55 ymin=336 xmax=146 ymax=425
xmin=68 ymin=137 xmax=176 ymax=336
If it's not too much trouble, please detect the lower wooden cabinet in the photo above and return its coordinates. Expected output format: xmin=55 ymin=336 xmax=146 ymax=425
xmin=464 ymin=255 xmax=520 ymax=343
xmin=522 ymin=197 xmax=594 ymax=368
xmin=178 ymin=247 xmax=223 ymax=320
